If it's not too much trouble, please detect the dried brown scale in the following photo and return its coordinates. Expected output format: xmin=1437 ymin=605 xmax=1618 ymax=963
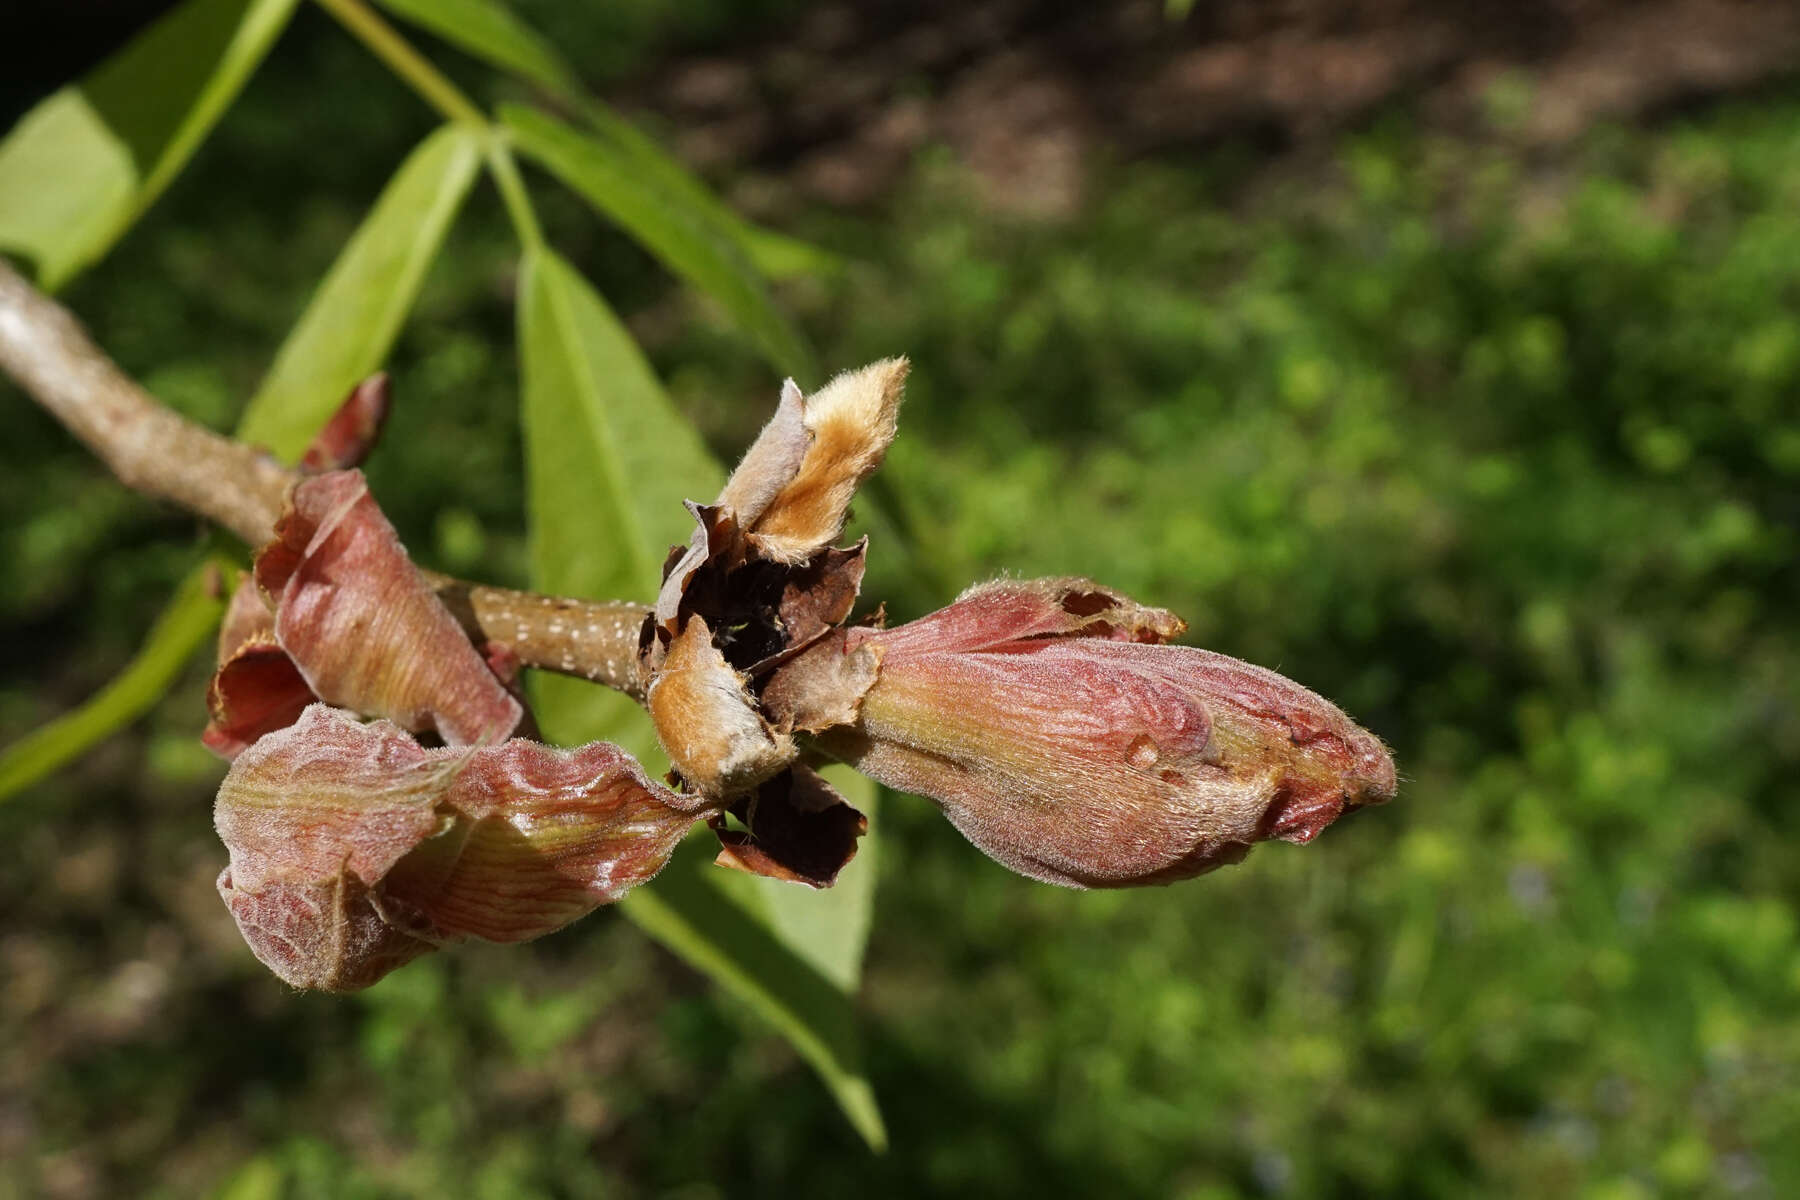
xmin=635 ymin=362 xmax=914 ymax=885
xmin=710 ymin=764 xmax=869 ymax=886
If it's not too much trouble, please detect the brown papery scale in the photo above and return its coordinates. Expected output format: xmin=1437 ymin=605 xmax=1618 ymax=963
xmin=636 ymin=361 xmax=913 ymax=886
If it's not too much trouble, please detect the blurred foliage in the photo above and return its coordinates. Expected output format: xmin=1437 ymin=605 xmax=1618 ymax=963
xmin=3 ymin=4 xmax=1799 ymax=1196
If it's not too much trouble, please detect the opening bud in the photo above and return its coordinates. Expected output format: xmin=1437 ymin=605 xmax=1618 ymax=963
xmin=812 ymin=578 xmax=1397 ymax=887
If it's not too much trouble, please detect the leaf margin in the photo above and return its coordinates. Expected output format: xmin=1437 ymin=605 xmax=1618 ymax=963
xmin=0 ymin=562 xmax=227 ymax=804
xmin=0 ymin=0 xmax=301 ymax=290
xmin=235 ymin=121 xmax=483 ymax=460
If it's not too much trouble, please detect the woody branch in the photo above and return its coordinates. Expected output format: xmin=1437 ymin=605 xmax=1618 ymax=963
xmin=0 ymin=259 xmax=649 ymax=696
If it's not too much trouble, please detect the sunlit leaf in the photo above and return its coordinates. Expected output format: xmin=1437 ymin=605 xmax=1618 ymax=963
xmin=0 ymin=563 xmax=225 ymax=803
xmin=516 ymin=246 xmax=882 ymax=1145
xmin=515 ymin=245 xmax=720 ymax=754
xmin=517 ymin=247 xmax=721 ymax=607
xmin=732 ymin=222 xmax=845 ymax=281
xmin=212 ymin=1155 xmax=284 ymax=1200
xmin=235 ymin=123 xmax=482 ymax=460
xmin=0 ymin=0 xmax=300 ymax=290
xmin=503 ymin=104 xmax=815 ymax=380
xmin=372 ymin=0 xmax=577 ymax=94
xmin=625 ymin=835 xmax=887 ymax=1151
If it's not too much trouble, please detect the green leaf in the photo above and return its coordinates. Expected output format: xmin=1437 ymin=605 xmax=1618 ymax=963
xmin=503 ymin=104 xmax=816 ymax=380
xmin=211 ymin=1156 xmax=284 ymax=1200
xmin=516 ymin=246 xmax=883 ymax=1146
xmin=516 ymin=247 xmax=722 ymax=608
xmin=0 ymin=0 xmax=299 ymax=290
xmin=515 ymin=244 xmax=721 ymax=752
xmin=367 ymin=0 xmax=832 ymax=283
xmin=733 ymin=222 xmax=845 ymax=282
xmin=373 ymin=0 xmax=578 ymax=94
xmin=625 ymin=836 xmax=888 ymax=1151
xmin=0 ymin=563 xmax=225 ymax=803
xmin=575 ymin=101 xmax=842 ymax=282
xmin=235 ymin=123 xmax=482 ymax=459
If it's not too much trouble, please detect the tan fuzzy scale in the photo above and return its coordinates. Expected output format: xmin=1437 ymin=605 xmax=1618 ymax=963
xmin=716 ymin=379 xmax=809 ymax=528
xmin=762 ymin=629 xmax=884 ymax=735
xmin=748 ymin=357 xmax=909 ymax=563
xmin=647 ymin=617 xmax=795 ymax=797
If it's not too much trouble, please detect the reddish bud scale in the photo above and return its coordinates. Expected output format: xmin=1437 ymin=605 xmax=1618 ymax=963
xmin=817 ymin=580 xmax=1396 ymax=888
xmin=203 ymin=576 xmax=317 ymax=758
xmin=298 ymin=374 xmax=391 ymax=474
xmin=216 ymin=706 xmax=712 ymax=991
xmin=202 ymin=639 xmax=314 ymax=759
xmin=256 ymin=470 xmax=523 ymax=747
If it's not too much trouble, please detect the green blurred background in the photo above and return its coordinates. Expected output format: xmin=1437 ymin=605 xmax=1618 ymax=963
xmin=3 ymin=1 xmax=1799 ymax=1196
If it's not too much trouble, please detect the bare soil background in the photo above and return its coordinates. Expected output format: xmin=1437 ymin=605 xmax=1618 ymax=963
xmin=608 ymin=0 xmax=1800 ymax=217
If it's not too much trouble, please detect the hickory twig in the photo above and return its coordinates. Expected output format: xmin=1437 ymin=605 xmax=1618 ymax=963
xmin=0 ymin=259 xmax=649 ymax=696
